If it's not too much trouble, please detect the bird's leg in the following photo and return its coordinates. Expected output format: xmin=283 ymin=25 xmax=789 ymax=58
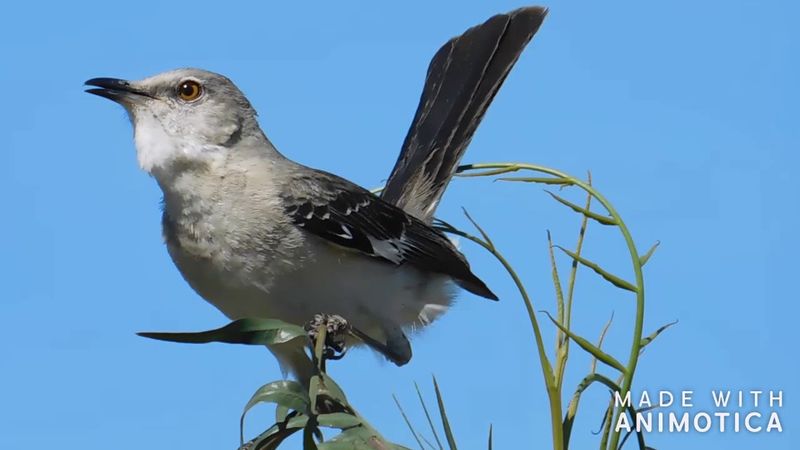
xmin=303 ymin=313 xmax=412 ymax=367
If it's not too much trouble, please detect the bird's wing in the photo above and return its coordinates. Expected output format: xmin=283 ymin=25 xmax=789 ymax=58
xmin=281 ymin=170 xmax=497 ymax=300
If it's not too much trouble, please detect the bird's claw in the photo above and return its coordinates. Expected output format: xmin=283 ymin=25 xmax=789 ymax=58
xmin=304 ymin=313 xmax=350 ymax=360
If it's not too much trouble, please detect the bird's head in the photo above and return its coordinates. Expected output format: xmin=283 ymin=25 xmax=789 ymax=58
xmin=86 ymin=68 xmax=260 ymax=176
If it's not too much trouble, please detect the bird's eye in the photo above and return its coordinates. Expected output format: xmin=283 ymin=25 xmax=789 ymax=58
xmin=177 ymin=80 xmax=203 ymax=102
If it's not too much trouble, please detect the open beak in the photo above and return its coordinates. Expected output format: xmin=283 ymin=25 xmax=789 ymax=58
xmin=84 ymin=77 xmax=153 ymax=104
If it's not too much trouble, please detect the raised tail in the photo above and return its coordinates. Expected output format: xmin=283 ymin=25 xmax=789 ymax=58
xmin=381 ymin=6 xmax=547 ymax=221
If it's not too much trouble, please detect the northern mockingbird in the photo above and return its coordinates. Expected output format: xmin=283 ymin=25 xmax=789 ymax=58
xmin=86 ymin=6 xmax=546 ymax=381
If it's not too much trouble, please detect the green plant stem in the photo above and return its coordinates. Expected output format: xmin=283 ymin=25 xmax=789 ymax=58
xmin=444 ymin=226 xmax=562 ymax=450
xmin=458 ymin=163 xmax=646 ymax=450
xmin=547 ymin=387 xmax=565 ymax=450
xmin=555 ymin=185 xmax=592 ymax=394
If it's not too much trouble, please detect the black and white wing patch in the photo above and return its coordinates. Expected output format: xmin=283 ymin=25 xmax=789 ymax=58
xmin=281 ymin=171 xmax=497 ymax=300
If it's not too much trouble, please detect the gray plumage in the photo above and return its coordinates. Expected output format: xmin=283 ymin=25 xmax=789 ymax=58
xmin=85 ymin=6 xmax=547 ymax=381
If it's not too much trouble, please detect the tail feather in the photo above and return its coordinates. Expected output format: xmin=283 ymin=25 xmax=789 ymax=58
xmin=381 ymin=6 xmax=547 ymax=221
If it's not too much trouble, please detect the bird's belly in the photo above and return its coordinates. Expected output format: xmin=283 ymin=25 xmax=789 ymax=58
xmin=166 ymin=235 xmax=457 ymax=341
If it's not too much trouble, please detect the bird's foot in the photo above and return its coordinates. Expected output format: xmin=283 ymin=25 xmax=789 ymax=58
xmin=304 ymin=313 xmax=350 ymax=362
xmin=303 ymin=313 xmax=412 ymax=367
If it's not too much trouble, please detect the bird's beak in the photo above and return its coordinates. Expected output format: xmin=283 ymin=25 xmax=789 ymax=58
xmin=84 ymin=77 xmax=153 ymax=104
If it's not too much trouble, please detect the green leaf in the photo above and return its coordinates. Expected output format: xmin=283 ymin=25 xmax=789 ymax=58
xmin=317 ymin=412 xmax=362 ymax=429
xmin=276 ymin=405 xmax=289 ymax=423
xmin=462 ymin=208 xmax=494 ymax=250
xmin=598 ymin=398 xmax=615 ymax=450
xmin=138 ymin=318 xmax=307 ymax=346
xmin=393 ymin=394 xmax=426 ymax=450
xmin=640 ymin=320 xmax=678 ymax=349
xmin=564 ymin=308 xmax=613 ymax=449
xmin=639 ymin=241 xmax=660 ymax=266
xmin=432 ymin=377 xmax=458 ymax=450
xmin=455 ymin=166 xmax=518 ymax=177
xmin=316 ymin=425 xmax=404 ymax=449
xmin=244 ymin=380 xmax=309 ymax=415
xmin=240 ymin=380 xmax=309 ymax=445
xmin=563 ymin=373 xmax=622 ymax=449
xmin=556 ymin=246 xmax=638 ymax=292
xmin=309 ymin=376 xmax=323 ymax=413
xmin=543 ymin=312 xmax=627 ymax=374
xmin=320 ymin=373 xmax=349 ymax=406
xmin=414 ymin=382 xmax=444 ymax=450
xmin=591 ymin=312 xmax=614 ymax=374
xmin=547 ymin=231 xmax=566 ymax=351
xmin=584 ymin=373 xmax=621 ymax=397
xmin=309 ymin=373 xmax=350 ymax=415
xmin=545 ymin=191 xmax=616 ymax=225
xmin=496 ymin=176 xmax=574 ymax=185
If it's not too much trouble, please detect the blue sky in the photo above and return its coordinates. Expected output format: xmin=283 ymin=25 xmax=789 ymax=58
xmin=1 ymin=1 xmax=797 ymax=449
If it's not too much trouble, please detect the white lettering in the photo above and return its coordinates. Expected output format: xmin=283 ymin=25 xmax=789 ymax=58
xmin=637 ymin=412 xmax=652 ymax=432
xmin=766 ymin=412 xmax=782 ymax=432
xmin=670 ymin=412 xmax=689 ymax=432
xmin=770 ymin=390 xmax=783 ymax=408
xmin=659 ymin=391 xmax=674 ymax=407
xmin=615 ymin=412 xmax=631 ymax=432
xmin=639 ymin=391 xmax=652 ymax=408
xmin=750 ymin=390 xmax=763 ymax=407
xmin=682 ymin=390 xmax=694 ymax=407
xmin=745 ymin=412 xmax=762 ymax=432
xmin=694 ymin=412 xmax=711 ymax=432
xmin=614 ymin=391 xmax=631 ymax=407
xmin=714 ymin=412 xmax=730 ymax=432
xmin=711 ymin=390 xmax=730 ymax=407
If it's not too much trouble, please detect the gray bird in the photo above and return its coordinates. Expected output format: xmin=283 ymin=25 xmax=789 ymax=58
xmin=86 ymin=6 xmax=546 ymax=381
